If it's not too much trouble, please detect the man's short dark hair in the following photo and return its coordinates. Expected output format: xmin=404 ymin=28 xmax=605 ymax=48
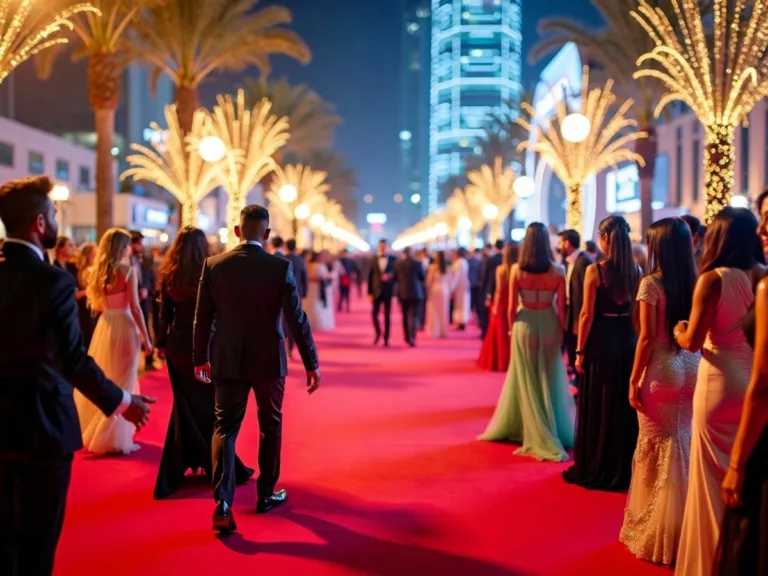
xmin=559 ymin=229 xmax=580 ymax=250
xmin=403 ymin=246 xmax=411 ymax=256
xmin=680 ymin=214 xmax=701 ymax=236
xmin=286 ymin=239 xmax=297 ymax=252
xmin=241 ymin=204 xmax=269 ymax=225
xmin=378 ymin=239 xmax=388 ymax=245
xmin=494 ymin=240 xmax=504 ymax=251
xmin=130 ymin=230 xmax=144 ymax=244
xmin=485 ymin=243 xmax=492 ymax=250
xmin=585 ymin=240 xmax=598 ymax=253
xmin=271 ymin=236 xmax=284 ymax=250
xmin=0 ymin=176 xmax=53 ymax=235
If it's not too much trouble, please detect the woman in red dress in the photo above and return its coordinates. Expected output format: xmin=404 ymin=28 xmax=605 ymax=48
xmin=477 ymin=242 xmax=519 ymax=371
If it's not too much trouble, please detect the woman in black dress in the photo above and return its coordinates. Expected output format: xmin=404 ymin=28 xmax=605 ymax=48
xmin=716 ymin=212 xmax=768 ymax=574
xmin=154 ymin=227 xmax=253 ymax=499
xmin=562 ymin=215 xmax=641 ymax=491
xmin=74 ymin=243 xmax=97 ymax=349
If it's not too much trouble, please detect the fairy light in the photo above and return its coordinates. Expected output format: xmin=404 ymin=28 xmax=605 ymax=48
xmin=266 ymin=164 xmax=330 ymax=243
xmin=464 ymin=156 xmax=519 ymax=242
xmin=517 ymin=66 xmax=647 ymax=231
xmin=0 ymin=1 xmax=99 ymax=86
xmin=632 ymin=0 xmax=768 ymax=223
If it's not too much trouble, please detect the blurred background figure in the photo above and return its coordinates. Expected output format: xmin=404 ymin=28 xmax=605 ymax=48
xmin=633 ymin=244 xmax=648 ymax=275
xmin=130 ymin=231 xmax=157 ymax=371
xmin=426 ymin=251 xmax=451 ymax=339
xmin=584 ymin=240 xmax=603 ymax=262
xmin=336 ymin=250 xmax=358 ymax=313
xmin=306 ymin=251 xmax=335 ymax=332
xmin=52 ymin=236 xmax=77 ymax=277
xmin=75 ymin=243 xmax=98 ymax=349
xmin=681 ymin=214 xmax=707 ymax=262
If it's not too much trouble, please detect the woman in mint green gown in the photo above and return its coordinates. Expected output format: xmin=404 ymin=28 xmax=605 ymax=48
xmin=479 ymin=222 xmax=575 ymax=462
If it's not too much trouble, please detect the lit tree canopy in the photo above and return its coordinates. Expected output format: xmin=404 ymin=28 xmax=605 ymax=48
xmin=0 ymin=0 xmax=99 ymax=86
xmin=121 ymin=105 xmax=221 ymax=227
xmin=266 ymin=163 xmax=329 ymax=241
xmin=447 ymin=188 xmax=484 ymax=235
xmin=517 ymin=66 xmax=646 ymax=230
xmin=464 ymin=156 xmax=519 ymax=242
xmin=632 ymin=0 xmax=768 ymax=221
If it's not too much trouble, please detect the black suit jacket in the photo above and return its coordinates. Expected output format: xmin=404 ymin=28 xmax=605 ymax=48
xmin=394 ymin=257 xmax=426 ymax=301
xmin=367 ymin=255 xmax=396 ymax=299
xmin=53 ymin=259 xmax=78 ymax=280
xmin=0 ymin=242 xmax=124 ymax=457
xmin=193 ymin=243 xmax=319 ymax=380
xmin=481 ymin=253 xmax=503 ymax=301
xmin=286 ymin=253 xmax=308 ymax=299
xmin=566 ymin=251 xmax=593 ymax=334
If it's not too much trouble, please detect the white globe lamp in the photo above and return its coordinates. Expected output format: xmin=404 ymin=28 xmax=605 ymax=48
xmin=435 ymin=221 xmax=448 ymax=236
xmin=458 ymin=216 xmax=472 ymax=230
xmin=561 ymin=113 xmax=591 ymax=143
xmin=50 ymin=184 xmax=70 ymax=203
xmin=309 ymin=213 xmax=326 ymax=228
xmin=294 ymin=203 xmax=310 ymax=220
xmin=513 ymin=175 xmax=535 ymax=198
xmin=278 ymin=184 xmax=298 ymax=204
xmin=482 ymin=203 xmax=499 ymax=221
xmin=198 ymin=136 xmax=226 ymax=163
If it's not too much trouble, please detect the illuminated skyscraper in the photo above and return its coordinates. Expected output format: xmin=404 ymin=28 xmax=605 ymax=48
xmin=400 ymin=0 xmax=431 ymax=225
xmin=429 ymin=0 xmax=522 ymax=211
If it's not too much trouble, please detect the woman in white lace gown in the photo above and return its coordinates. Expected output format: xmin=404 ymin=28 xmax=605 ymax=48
xmin=426 ymin=251 xmax=451 ymax=338
xmin=672 ymin=208 xmax=767 ymax=576
xmin=305 ymin=252 xmax=335 ymax=332
xmin=75 ymin=228 xmax=151 ymax=454
xmin=620 ymin=218 xmax=699 ymax=566
xmin=451 ymin=248 xmax=471 ymax=329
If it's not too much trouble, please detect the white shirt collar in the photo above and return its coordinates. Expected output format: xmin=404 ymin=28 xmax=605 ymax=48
xmin=566 ymin=250 xmax=581 ymax=265
xmin=2 ymin=238 xmax=44 ymax=261
xmin=245 ymin=240 xmax=263 ymax=247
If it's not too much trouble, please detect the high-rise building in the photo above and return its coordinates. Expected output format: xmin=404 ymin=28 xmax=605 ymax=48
xmin=428 ymin=0 xmax=523 ymax=211
xmin=400 ymin=0 xmax=431 ymax=226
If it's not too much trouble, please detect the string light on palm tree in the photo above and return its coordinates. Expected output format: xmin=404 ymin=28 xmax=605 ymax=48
xmin=632 ymin=0 xmax=768 ymax=223
xmin=191 ymin=89 xmax=291 ymax=248
xmin=266 ymin=163 xmax=329 ymax=246
xmin=464 ymin=156 xmax=518 ymax=242
xmin=121 ymin=105 xmax=221 ymax=228
xmin=517 ymin=66 xmax=647 ymax=231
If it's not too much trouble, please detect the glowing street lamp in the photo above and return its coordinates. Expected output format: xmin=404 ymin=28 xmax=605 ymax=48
xmin=50 ymin=183 xmax=70 ymax=234
xmin=410 ymin=193 xmax=421 ymax=204
xmin=561 ymin=113 xmax=591 ymax=143
xmin=294 ymin=203 xmax=311 ymax=220
xmin=309 ymin=213 xmax=326 ymax=228
xmin=198 ymin=135 xmax=226 ymax=163
xmin=482 ymin=203 xmax=499 ymax=221
xmin=513 ymin=175 xmax=535 ymax=199
xmin=278 ymin=184 xmax=298 ymax=203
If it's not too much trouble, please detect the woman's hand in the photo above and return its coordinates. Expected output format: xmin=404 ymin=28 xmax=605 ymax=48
xmin=722 ymin=465 xmax=744 ymax=508
xmin=674 ymin=320 xmax=689 ymax=339
xmin=629 ymin=382 xmax=643 ymax=412
xmin=575 ymin=354 xmax=585 ymax=375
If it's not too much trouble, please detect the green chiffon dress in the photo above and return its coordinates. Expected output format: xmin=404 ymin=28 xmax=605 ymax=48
xmin=478 ymin=289 xmax=575 ymax=462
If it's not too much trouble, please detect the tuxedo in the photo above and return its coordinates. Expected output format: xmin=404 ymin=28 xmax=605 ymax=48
xmin=0 ymin=241 xmax=124 ymax=575
xmin=193 ymin=242 xmax=319 ymax=505
xmin=563 ymin=251 xmax=593 ymax=375
xmin=394 ymin=256 xmax=426 ymax=345
xmin=367 ymin=254 xmax=396 ymax=343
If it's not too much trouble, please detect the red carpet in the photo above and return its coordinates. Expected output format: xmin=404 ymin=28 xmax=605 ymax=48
xmin=56 ymin=296 xmax=667 ymax=576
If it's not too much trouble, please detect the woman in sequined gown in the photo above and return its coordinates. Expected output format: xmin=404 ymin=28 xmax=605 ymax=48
xmin=673 ymin=208 xmax=767 ymax=576
xmin=619 ymin=218 xmax=699 ymax=566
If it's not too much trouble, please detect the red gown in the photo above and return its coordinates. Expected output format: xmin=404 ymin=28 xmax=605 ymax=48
xmin=476 ymin=273 xmax=511 ymax=371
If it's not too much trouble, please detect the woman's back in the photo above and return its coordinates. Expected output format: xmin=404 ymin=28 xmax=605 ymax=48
xmin=706 ymin=267 xmax=754 ymax=353
xmin=517 ymin=266 xmax=561 ymax=308
xmin=595 ymin=263 xmax=634 ymax=316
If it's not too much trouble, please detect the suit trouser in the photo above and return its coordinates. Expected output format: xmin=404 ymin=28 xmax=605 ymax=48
xmin=337 ymin=286 xmax=350 ymax=312
xmin=212 ymin=377 xmax=285 ymax=505
xmin=0 ymin=455 xmax=73 ymax=576
xmin=372 ymin=296 xmax=392 ymax=342
xmin=400 ymin=299 xmax=419 ymax=343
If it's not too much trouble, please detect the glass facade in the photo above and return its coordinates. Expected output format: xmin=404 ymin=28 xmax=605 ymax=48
xmin=428 ymin=0 xmax=523 ymax=211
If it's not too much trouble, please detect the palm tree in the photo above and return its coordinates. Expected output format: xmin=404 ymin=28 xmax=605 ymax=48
xmin=464 ymin=127 xmax=522 ymax=173
xmin=37 ymin=0 xmax=151 ymax=238
xmin=530 ymin=0 xmax=676 ymax=234
xmin=130 ymin=0 xmax=311 ymax=133
xmin=244 ymin=77 xmax=340 ymax=162
xmin=302 ymin=150 xmax=358 ymax=222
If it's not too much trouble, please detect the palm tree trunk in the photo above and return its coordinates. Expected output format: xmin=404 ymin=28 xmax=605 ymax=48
xmin=703 ymin=123 xmax=735 ymax=224
xmin=174 ymin=83 xmax=200 ymax=227
xmin=566 ymin=183 xmax=582 ymax=231
xmin=490 ymin=221 xmax=503 ymax=243
xmin=226 ymin=192 xmax=245 ymax=250
xmin=636 ymin=125 xmax=657 ymax=236
xmin=94 ymin=108 xmax=115 ymax=239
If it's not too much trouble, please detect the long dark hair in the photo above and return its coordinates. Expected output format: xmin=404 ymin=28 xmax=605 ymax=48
xmin=435 ymin=251 xmax=447 ymax=275
xmin=519 ymin=222 xmax=553 ymax=274
xmin=699 ymin=207 xmax=764 ymax=273
xmin=503 ymin=241 xmax=520 ymax=268
xmin=644 ymin=218 xmax=697 ymax=347
xmin=157 ymin=227 xmax=209 ymax=296
xmin=599 ymin=215 xmax=639 ymax=302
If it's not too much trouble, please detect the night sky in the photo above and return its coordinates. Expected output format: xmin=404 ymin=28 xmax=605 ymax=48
xmin=203 ymin=0 xmax=601 ymax=226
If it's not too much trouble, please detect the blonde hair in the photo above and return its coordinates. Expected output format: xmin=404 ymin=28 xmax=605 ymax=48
xmin=76 ymin=242 xmax=96 ymax=288
xmin=87 ymin=228 xmax=131 ymax=312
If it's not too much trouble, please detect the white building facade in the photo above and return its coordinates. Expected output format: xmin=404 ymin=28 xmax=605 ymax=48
xmin=518 ymin=43 xmax=766 ymax=241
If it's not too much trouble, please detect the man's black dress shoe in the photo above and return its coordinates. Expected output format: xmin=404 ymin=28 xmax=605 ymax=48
xmin=256 ymin=489 xmax=288 ymax=514
xmin=213 ymin=501 xmax=236 ymax=533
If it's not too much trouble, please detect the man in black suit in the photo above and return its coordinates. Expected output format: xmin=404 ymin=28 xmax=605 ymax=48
xmin=270 ymin=236 xmax=285 ymax=256
xmin=193 ymin=205 xmax=320 ymax=534
xmin=558 ymin=229 xmax=593 ymax=381
xmin=337 ymin=252 xmax=358 ymax=313
xmin=367 ymin=239 xmax=396 ymax=347
xmin=394 ymin=247 xmax=425 ymax=347
xmin=130 ymin=231 xmax=157 ymax=370
xmin=468 ymin=249 xmax=483 ymax=325
xmin=283 ymin=239 xmax=308 ymax=359
xmin=480 ymin=240 xmax=504 ymax=336
xmin=0 ymin=176 xmax=153 ymax=575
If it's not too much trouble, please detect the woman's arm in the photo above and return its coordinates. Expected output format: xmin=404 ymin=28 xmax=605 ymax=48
xmin=575 ymin=264 xmax=599 ymax=373
xmin=629 ymin=279 xmax=659 ymax=411
xmin=675 ymin=271 xmax=721 ymax=352
xmin=555 ymin=268 xmax=566 ymax=329
xmin=492 ymin=266 xmax=504 ymax=315
xmin=508 ymin=265 xmax=520 ymax=326
xmin=724 ymin=279 xmax=768 ymax=507
xmin=127 ymin=268 xmax=151 ymax=351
